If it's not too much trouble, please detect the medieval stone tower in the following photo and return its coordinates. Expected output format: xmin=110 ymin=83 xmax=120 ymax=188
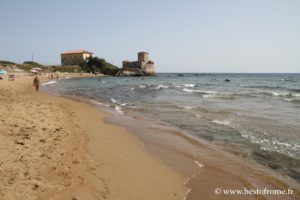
xmin=138 ymin=52 xmax=149 ymax=63
xmin=120 ymin=51 xmax=155 ymax=76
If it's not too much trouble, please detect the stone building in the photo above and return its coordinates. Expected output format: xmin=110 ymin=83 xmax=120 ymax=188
xmin=61 ymin=49 xmax=93 ymax=66
xmin=121 ymin=52 xmax=155 ymax=76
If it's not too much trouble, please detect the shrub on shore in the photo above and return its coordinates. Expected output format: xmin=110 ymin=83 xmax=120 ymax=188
xmin=0 ymin=58 xmax=120 ymax=75
xmin=80 ymin=56 xmax=120 ymax=75
xmin=23 ymin=61 xmax=44 ymax=66
xmin=0 ymin=60 xmax=17 ymax=65
xmin=0 ymin=60 xmax=46 ymax=71
xmin=50 ymin=65 xmax=82 ymax=73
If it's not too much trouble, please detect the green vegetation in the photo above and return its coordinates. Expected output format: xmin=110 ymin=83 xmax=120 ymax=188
xmin=80 ymin=56 xmax=120 ymax=75
xmin=50 ymin=65 xmax=82 ymax=73
xmin=0 ymin=60 xmax=17 ymax=65
xmin=0 ymin=57 xmax=120 ymax=75
xmin=19 ymin=61 xmax=44 ymax=71
xmin=23 ymin=61 xmax=44 ymax=66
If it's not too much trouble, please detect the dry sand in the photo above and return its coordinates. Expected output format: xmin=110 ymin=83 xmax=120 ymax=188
xmin=0 ymin=74 xmax=186 ymax=200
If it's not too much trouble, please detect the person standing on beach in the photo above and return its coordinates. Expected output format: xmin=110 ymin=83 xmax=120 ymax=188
xmin=33 ymin=76 xmax=40 ymax=92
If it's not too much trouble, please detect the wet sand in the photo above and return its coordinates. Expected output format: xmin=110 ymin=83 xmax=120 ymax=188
xmin=0 ymin=74 xmax=186 ymax=200
xmin=106 ymin=105 xmax=300 ymax=200
xmin=45 ymin=74 xmax=300 ymax=200
xmin=43 ymin=74 xmax=300 ymax=200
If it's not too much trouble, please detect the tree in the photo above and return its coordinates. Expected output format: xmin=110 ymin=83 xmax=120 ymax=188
xmin=80 ymin=56 xmax=105 ymax=73
xmin=80 ymin=56 xmax=120 ymax=75
xmin=23 ymin=61 xmax=43 ymax=66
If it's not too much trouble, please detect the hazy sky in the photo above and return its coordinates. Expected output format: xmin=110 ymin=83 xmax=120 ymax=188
xmin=0 ymin=0 xmax=299 ymax=72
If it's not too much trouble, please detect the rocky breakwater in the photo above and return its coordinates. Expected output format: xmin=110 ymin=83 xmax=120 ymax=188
xmin=116 ymin=65 xmax=155 ymax=76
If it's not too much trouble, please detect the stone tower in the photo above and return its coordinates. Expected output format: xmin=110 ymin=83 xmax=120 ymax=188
xmin=138 ymin=52 xmax=149 ymax=63
xmin=119 ymin=51 xmax=155 ymax=76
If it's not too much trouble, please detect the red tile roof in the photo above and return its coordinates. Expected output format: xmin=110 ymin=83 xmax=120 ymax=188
xmin=61 ymin=49 xmax=93 ymax=55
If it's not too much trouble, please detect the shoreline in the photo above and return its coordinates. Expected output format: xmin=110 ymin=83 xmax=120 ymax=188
xmin=104 ymin=106 xmax=300 ymax=200
xmin=42 ymin=76 xmax=299 ymax=200
xmin=43 ymin=76 xmax=300 ymax=200
xmin=0 ymin=74 xmax=187 ymax=200
xmin=1 ymin=74 xmax=299 ymax=199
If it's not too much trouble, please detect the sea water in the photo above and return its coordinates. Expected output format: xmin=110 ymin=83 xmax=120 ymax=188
xmin=43 ymin=73 xmax=300 ymax=182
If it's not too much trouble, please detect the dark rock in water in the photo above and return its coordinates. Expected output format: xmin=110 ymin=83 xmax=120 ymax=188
xmin=116 ymin=68 xmax=154 ymax=77
xmin=178 ymin=74 xmax=184 ymax=77
xmin=225 ymin=79 xmax=231 ymax=82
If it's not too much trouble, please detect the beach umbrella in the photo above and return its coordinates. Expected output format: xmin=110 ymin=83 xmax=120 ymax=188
xmin=30 ymin=69 xmax=38 ymax=73
xmin=32 ymin=67 xmax=42 ymax=71
xmin=0 ymin=69 xmax=7 ymax=74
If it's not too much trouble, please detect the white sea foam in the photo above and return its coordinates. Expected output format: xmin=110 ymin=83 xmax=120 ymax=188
xmin=139 ymin=85 xmax=146 ymax=88
xmin=183 ymin=188 xmax=191 ymax=200
xmin=91 ymin=100 xmax=104 ymax=105
xmin=195 ymin=114 xmax=202 ymax=118
xmin=184 ymin=106 xmax=193 ymax=109
xmin=155 ymin=85 xmax=169 ymax=90
xmin=110 ymin=98 xmax=119 ymax=104
xmin=212 ymin=119 xmax=231 ymax=126
xmin=272 ymin=92 xmax=280 ymax=96
xmin=194 ymin=160 xmax=204 ymax=168
xmin=238 ymin=129 xmax=299 ymax=158
xmin=182 ymin=88 xmax=194 ymax=93
xmin=293 ymin=93 xmax=300 ymax=97
xmin=130 ymin=87 xmax=135 ymax=91
xmin=203 ymin=90 xmax=218 ymax=94
xmin=110 ymin=98 xmax=132 ymax=108
xmin=182 ymin=88 xmax=219 ymax=95
xmin=202 ymin=94 xmax=215 ymax=98
xmin=115 ymin=105 xmax=124 ymax=114
xmin=42 ymin=80 xmax=57 ymax=85
xmin=272 ymin=92 xmax=290 ymax=96
xmin=91 ymin=100 xmax=110 ymax=107
xmin=184 ymin=84 xmax=195 ymax=88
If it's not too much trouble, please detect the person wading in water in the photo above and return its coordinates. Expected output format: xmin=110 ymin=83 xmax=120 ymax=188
xmin=33 ymin=76 xmax=40 ymax=92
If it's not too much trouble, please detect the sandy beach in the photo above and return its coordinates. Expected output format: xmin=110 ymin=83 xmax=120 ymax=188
xmin=1 ymin=73 xmax=300 ymax=200
xmin=1 ymin=0 xmax=300 ymax=199
xmin=0 ymin=74 xmax=186 ymax=200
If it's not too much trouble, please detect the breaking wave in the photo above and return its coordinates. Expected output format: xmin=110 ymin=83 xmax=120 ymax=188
xmin=212 ymin=119 xmax=231 ymax=126
xmin=155 ymin=85 xmax=169 ymax=90
xmin=184 ymin=84 xmax=196 ymax=88
xmin=114 ymin=105 xmax=124 ymax=114
xmin=42 ymin=80 xmax=57 ymax=85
